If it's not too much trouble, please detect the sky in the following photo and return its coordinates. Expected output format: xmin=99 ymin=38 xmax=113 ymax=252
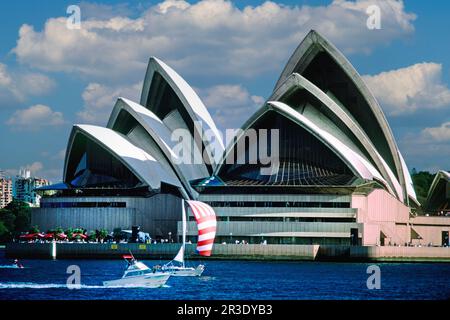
xmin=0 ymin=0 xmax=449 ymax=182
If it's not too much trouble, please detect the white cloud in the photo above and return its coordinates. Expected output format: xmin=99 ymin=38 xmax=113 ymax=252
xmin=399 ymin=121 xmax=450 ymax=172
xmin=0 ymin=63 xmax=13 ymax=86
xmin=78 ymin=81 xmax=142 ymax=125
xmin=26 ymin=162 xmax=44 ymax=175
xmin=4 ymin=162 xmax=61 ymax=182
xmin=6 ymin=104 xmax=65 ymax=130
xmin=199 ymin=84 xmax=264 ymax=130
xmin=363 ymin=62 xmax=450 ymax=116
xmin=0 ymin=63 xmax=55 ymax=107
xmin=19 ymin=73 xmax=56 ymax=96
xmin=421 ymin=122 xmax=450 ymax=142
xmin=13 ymin=0 xmax=415 ymax=82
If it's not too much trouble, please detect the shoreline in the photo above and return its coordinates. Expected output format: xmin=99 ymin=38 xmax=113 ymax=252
xmin=3 ymin=243 xmax=450 ymax=263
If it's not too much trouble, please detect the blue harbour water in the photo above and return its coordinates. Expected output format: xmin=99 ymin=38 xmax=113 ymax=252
xmin=0 ymin=251 xmax=449 ymax=300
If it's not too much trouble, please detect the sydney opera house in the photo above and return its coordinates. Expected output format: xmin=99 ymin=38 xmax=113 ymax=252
xmin=33 ymin=30 xmax=450 ymax=247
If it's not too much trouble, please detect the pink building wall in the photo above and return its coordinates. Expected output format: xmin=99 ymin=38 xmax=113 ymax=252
xmin=352 ymin=189 xmax=450 ymax=246
xmin=410 ymin=216 xmax=450 ymax=246
xmin=352 ymin=189 xmax=410 ymax=246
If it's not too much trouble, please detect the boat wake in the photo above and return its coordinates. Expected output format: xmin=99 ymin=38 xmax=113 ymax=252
xmin=0 ymin=282 xmax=171 ymax=289
xmin=198 ymin=276 xmax=215 ymax=281
xmin=0 ymin=282 xmax=101 ymax=289
xmin=0 ymin=265 xmax=26 ymax=269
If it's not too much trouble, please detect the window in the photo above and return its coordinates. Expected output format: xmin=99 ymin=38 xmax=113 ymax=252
xmin=205 ymin=201 xmax=350 ymax=208
xmin=41 ymin=202 xmax=126 ymax=208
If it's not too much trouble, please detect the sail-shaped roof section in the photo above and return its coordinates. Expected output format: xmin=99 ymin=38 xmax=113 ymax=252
xmin=270 ymin=72 xmax=403 ymax=201
xmin=107 ymin=97 xmax=205 ymax=198
xmin=216 ymin=101 xmax=392 ymax=193
xmin=398 ymin=152 xmax=420 ymax=207
xmin=63 ymin=124 xmax=182 ymax=192
xmin=424 ymin=170 xmax=450 ymax=214
xmin=274 ymin=29 xmax=410 ymax=203
xmin=140 ymin=57 xmax=224 ymax=173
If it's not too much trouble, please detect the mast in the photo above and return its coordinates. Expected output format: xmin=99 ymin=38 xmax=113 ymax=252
xmin=173 ymin=199 xmax=186 ymax=267
xmin=181 ymin=199 xmax=186 ymax=268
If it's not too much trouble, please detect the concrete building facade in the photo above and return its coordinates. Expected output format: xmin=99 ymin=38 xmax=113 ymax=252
xmin=0 ymin=177 xmax=13 ymax=208
xmin=15 ymin=170 xmax=50 ymax=207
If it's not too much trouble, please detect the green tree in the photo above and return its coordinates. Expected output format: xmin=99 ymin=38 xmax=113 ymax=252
xmin=88 ymin=231 xmax=97 ymax=242
xmin=65 ymin=228 xmax=74 ymax=237
xmin=15 ymin=211 xmax=31 ymax=232
xmin=113 ymin=228 xmax=122 ymax=242
xmin=99 ymin=229 xmax=108 ymax=240
xmin=5 ymin=200 xmax=31 ymax=215
xmin=1 ymin=200 xmax=31 ymax=233
xmin=0 ymin=200 xmax=32 ymax=241
xmin=28 ymin=225 xmax=40 ymax=234
xmin=0 ymin=221 xmax=9 ymax=241
xmin=0 ymin=209 xmax=15 ymax=232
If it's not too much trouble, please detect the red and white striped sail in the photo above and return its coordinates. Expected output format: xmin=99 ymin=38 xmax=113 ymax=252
xmin=186 ymin=200 xmax=217 ymax=257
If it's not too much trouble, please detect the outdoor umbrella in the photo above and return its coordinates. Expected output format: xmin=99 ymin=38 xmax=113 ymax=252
xmin=19 ymin=233 xmax=44 ymax=240
xmin=56 ymin=233 xmax=68 ymax=239
xmin=72 ymin=233 xmax=87 ymax=239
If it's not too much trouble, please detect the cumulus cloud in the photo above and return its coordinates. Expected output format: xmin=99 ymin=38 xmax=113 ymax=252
xmin=364 ymin=62 xmax=450 ymax=169
xmin=3 ymin=162 xmax=42 ymax=177
xmin=199 ymin=84 xmax=264 ymax=130
xmin=0 ymin=63 xmax=13 ymax=86
xmin=4 ymin=162 xmax=61 ymax=182
xmin=0 ymin=63 xmax=55 ymax=108
xmin=363 ymin=62 xmax=450 ymax=116
xmin=398 ymin=121 xmax=450 ymax=172
xmin=13 ymin=0 xmax=415 ymax=82
xmin=6 ymin=104 xmax=65 ymax=130
xmin=78 ymin=81 xmax=142 ymax=125
xmin=421 ymin=122 xmax=450 ymax=142
xmin=25 ymin=161 xmax=44 ymax=175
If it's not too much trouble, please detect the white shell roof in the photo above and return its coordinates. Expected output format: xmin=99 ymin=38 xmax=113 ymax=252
xmin=398 ymin=151 xmax=419 ymax=206
xmin=274 ymin=29 xmax=411 ymax=204
xmin=267 ymin=101 xmax=393 ymax=194
xmin=140 ymin=57 xmax=224 ymax=167
xmin=107 ymin=97 xmax=207 ymax=197
xmin=425 ymin=170 xmax=450 ymax=207
xmin=68 ymin=124 xmax=182 ymax=191
xmin=270 ymin=73 xmax=404 ymax=201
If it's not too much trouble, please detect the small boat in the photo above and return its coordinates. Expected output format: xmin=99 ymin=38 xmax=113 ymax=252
xmin=0 ymin=259 xmax=25 ymax=269
xmin=156 ymin=200 xmax=216 ymax=277
xmin=103 ymin=254 xmax=170 ymax=288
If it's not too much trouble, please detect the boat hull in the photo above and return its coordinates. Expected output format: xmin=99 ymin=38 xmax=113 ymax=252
xmin=103 ymin=273 xmax=170 ymax=288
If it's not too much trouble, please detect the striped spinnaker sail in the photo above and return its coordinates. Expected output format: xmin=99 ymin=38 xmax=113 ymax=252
xmin=186 ymin=200 xmax=217 ymax=256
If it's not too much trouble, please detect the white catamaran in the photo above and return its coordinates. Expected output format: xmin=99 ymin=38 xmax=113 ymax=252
xmin=157 ymin=200 xmax=216 ymax=277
